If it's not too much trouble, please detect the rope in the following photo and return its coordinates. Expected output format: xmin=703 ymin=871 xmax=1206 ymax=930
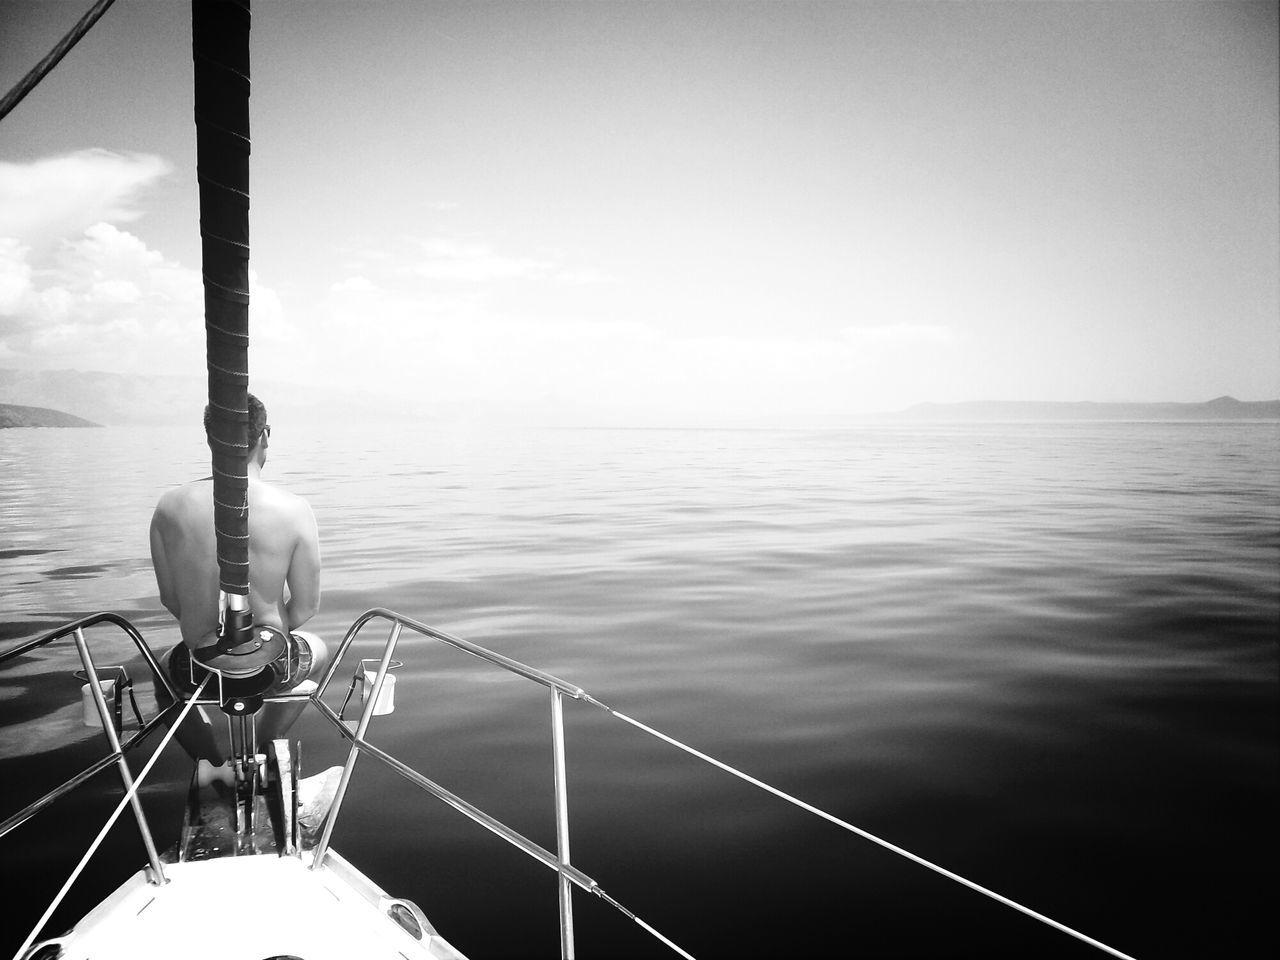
xmin=206 ymin=320 xmax=251 ymax=342
xmin=589 ymin=886 xmax=697 ymax=957
xmin=589 ymin=698 xmax=1139 ymax=960
xmin=634 ymin=917 xmax=697 ymax=960
xmin=12 ymin=676 xmax=210 ymax=960
xmin=627 ymin=916 xmax=696 ymax=960
xmin=0 ymin=0 xmax=118 ymax=124
xmin=191 ymin=49 xmax=253 ymax=87
xmin=193 ymin=126 xmax=253 ymax=157
xmin=206 ymin=360 xmax=250 ymax=380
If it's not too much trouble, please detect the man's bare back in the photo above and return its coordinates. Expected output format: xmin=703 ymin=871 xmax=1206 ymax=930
xmin=150 ymin=475 xmax=320 ymax=650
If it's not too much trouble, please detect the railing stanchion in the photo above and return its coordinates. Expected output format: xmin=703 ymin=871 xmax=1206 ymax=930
xmin=302 ymin=610 xmax=701 ymax=958
xmin=312 ymin=619 xmax=403 ymax=869
xmin=551 ymin=687 xmax=575 ymax=959
xmin=71 ymin=627 xmax=167 ymax=886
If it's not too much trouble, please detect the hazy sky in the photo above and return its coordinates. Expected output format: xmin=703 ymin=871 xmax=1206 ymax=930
xmin=1 ymin=0 xmax=1276 ymax=426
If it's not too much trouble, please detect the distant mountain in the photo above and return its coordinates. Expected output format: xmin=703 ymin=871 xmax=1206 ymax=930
xmin=0 ymin=368 xmax=435 ymax=427
xmin=0 ymin=402 xmax=101 ymax=428
xmin=0 ymin=368 xmax=202 ymax=426
xmin=891 ymin=397 xmax=1280 ymax=421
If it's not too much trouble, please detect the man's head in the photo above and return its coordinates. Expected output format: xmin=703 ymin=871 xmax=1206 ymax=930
xmin=204 ymin=393 xmax=269 ymax=464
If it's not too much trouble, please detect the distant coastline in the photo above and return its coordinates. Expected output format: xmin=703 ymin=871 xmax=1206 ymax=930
xmin=0 ymin=367 xmax=432 ymax=427
xmin=888 ymin=396 xmax=1280 ymax=422
xmin=0 ymin=402 xmax=101 ymax=428
xmin=3 ymin=367 xmax=1279 ymax=427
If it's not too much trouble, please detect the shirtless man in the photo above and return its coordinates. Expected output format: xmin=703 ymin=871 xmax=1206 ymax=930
xmin=149 ymin=394 xmax=326 ymax=761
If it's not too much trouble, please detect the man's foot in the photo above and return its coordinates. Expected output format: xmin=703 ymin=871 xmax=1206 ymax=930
xmin=196 ymin=759 xmax=235 ymax=790
xmin=298 ymin=766 xmax=344 ymax=836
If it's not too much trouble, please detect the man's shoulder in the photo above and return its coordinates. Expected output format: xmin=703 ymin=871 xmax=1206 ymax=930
xmin=154 ymin=479 xmax=211 ymax=515
xmin=252 ymin=480 xmax=315 ymax=519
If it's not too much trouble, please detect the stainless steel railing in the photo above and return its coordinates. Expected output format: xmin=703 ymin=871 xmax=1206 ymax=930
xmin=309 ymin=608 xmax=658 ymax=960
xmin=1 ymin=609 xmax=694 ymax=960
xmin=305 ymin=609 xmax=1140 ymax=960
xmin=0 ymin=614 xmax=176 ymax=880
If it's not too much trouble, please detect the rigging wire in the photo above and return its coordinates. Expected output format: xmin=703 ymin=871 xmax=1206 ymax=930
xmin=586 ymin=695 xmax=1140 ymax=960
xmin=592 ymin=889 xmax=698 ymax=960
xmin=12 ymin=676 xmax=211 ymax=960
xmin=0 ymin=0 xmax=118 ymax=124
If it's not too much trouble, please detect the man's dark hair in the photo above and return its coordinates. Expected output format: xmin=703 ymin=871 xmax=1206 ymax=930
xmin=204 ymin=393 xmax=268 ymax=448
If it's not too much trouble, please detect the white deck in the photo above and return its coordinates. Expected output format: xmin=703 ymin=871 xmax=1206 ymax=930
xmin=41 ymin=851 xmax=467 ymax=960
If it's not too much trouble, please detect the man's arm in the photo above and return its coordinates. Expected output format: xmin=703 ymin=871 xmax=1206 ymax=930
xmin=284 ymin=500 xmax=320 ymax=630
xmin=149 ymin=507 xmax=181 ymax=619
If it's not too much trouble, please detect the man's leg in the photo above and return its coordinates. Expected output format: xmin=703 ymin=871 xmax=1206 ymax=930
xmin=255 ymin=630 xmax=330 ymax=742
xmin=247 ymin=632 xmax=341 ymax=836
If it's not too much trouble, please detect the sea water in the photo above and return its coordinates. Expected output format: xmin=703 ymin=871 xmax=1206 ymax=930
xmin=1 ymin=420 xmax=1276 ymax=958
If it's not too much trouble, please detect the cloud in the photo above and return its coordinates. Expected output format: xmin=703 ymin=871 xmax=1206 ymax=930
xmin=285 ymin=225 xmax=974 ymax=423
xmin=0 ymin=151 xmax=295 ymax=377
xmin=0 ymin=239 xmax=32 ymax=315
xmin=411 ymin=237 xmax=555 ymax=282
xmin=299 ymin=233 xmax=960 ymax=424
xmin=0 ymin=222 xmax=202 ymax=371
xmin=330 ymin=275 xmax=379 ymax=295
xmin=0 ymin=150 xmax=171 ymax=245
xmin=248 ymin=271 xmax=294 ymax=343
xmin=309 ymin=269 xmax=961 ymax=424
xmin=841 ymin=323 xmax=956 ymax=346
xmin=553 ymin=266 xmax=614 ymax=287
xmin=1 ymin=221 xmax=291 ymax=377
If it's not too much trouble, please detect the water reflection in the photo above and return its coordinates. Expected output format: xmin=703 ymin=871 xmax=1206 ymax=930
xmin=0 ymin=421 xmax=1276 ymax=957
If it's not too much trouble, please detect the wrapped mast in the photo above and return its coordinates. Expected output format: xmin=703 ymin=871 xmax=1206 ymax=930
xmin=191 ymin=0 xmax=282 ymax=677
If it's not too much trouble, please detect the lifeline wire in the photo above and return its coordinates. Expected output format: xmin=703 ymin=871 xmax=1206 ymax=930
xmin=592 ymin=888 xmax=698 ymax=959
xmin=12 ymin=676 xmax=211 ymax=960
xmin=589 ymin=697 xmax=1139 ymax=960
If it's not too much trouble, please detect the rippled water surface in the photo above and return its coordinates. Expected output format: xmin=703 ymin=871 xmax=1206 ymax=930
xmin=2 ymin=421 xmax=1277 ymax=958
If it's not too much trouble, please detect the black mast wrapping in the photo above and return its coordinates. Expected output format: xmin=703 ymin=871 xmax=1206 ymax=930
xmin=192 ymin=0 xmax=283 ymax=680
xmin=193 ymin=0 xmax=251 ymax=599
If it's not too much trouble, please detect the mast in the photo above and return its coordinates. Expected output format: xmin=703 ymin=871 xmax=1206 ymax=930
xmin=191 ymin=0 xmax=283 ymax=680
